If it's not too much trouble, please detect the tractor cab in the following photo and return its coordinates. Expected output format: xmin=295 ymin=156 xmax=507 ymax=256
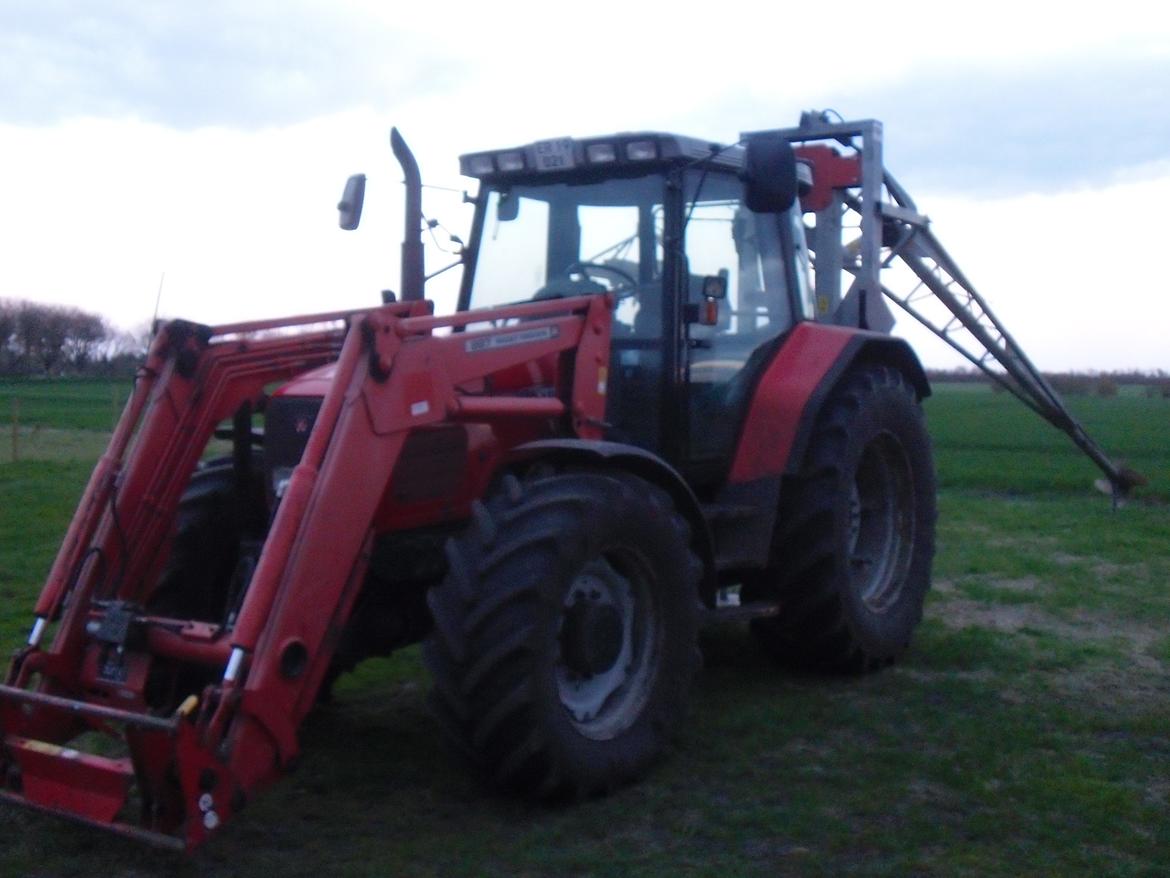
xmin=457 ymin=133 xmax=815 ymax=487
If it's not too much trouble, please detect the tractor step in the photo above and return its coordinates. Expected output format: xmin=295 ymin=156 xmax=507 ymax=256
xmin=699 ymin=599 xmax=781 ymax=626
xmin=701 ymin=502 xmax=763 ymax=522
xmin=701 ymin=503 xmax=775 ymax=572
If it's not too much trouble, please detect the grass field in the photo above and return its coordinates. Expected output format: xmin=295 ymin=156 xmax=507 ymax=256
xmin=0 ymin=381 xmax=1166 ymax=876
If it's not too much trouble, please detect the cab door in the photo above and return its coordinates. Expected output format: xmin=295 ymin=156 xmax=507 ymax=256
xmin=680 ymin=173 xmax=802 ymax=487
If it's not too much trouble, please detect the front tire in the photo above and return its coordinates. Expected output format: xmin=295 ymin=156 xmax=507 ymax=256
xmin=150 ymin=459 xmax=266 ymax=623
xmin=424 ymin=470 xmax=700 ymax=798
xmin=751 ymin=365 xmax=935 ymax=671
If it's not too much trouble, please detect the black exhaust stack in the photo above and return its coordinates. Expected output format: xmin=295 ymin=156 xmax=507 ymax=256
xmin=391 ymin=127 xmax=425 ymax=302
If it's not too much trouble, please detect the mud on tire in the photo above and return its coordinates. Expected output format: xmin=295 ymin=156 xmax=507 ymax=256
xmin=424 ymin=470 xmax=701 ymax=798
xmin=750 ymin=364 xmax=936 ymax=672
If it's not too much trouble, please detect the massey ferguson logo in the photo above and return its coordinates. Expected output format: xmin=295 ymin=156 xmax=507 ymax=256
xmin=465 ymin=325 xmax=559 ymax=353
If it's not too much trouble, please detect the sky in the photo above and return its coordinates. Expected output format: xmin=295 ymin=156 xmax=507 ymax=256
xmin=1 ymin=1 xmax=1168 ymax=370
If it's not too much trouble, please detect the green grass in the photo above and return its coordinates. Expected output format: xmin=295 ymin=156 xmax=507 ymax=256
xmin=0 ymin=382 xmax=1167 ymax=876
xmin=0 ymin=461 xmax=95 ymax=648
xmin=0 ymin=377 xmax=133 ymax=432
xmin=927 ymin=384 xmax=1170 ymax=496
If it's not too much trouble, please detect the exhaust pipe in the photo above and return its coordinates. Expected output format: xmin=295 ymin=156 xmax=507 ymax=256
xmin=391 ymin=128 xmax=424 ymax=302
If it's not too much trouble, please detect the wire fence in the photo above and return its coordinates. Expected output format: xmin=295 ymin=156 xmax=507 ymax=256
xmin=4 ymin=384 xmax=126 ymax=463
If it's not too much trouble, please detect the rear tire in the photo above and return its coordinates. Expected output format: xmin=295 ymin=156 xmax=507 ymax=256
xmin=424 ymin=470 xmax=700 ymax=798
xmin=750 ymin=365 xmax=935 ymax=672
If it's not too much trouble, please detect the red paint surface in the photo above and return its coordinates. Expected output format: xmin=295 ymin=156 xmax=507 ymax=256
xmin=795 ymin=145 xmax=862 ymax=213
xmin=729 ymin=322 xmax=856 ymax=483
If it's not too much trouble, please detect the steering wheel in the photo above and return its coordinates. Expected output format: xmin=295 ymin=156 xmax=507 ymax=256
xmin=564 ymin=262 xmax=639 ymax=300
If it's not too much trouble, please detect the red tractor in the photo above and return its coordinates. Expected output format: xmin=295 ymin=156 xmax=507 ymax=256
xmin=0 ymin=114 xmax=1131 ymax=849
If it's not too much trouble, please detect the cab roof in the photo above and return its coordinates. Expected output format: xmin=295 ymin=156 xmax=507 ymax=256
xmin=459 ymin=132 xmax=743 ymax=182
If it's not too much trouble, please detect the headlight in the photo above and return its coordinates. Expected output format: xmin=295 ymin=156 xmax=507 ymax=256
xmin=586 ymin=143 xmax=617 ymax=164
xmin=496 ymin=152 xmax=526 ymax=172
xmin=466 ymin=154 xmax=495 ymax=176
xmin=625 ymin=140 xmax=658 ymax=161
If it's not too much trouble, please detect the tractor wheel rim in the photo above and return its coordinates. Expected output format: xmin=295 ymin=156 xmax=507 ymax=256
xmin=556 ymin=554 xmax=656 ymax=740
xmin=849 ymin=432 xmax=915 ymax=613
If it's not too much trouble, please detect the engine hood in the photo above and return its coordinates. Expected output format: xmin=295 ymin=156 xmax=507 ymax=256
xmin=272 ymin=363 xmax=337 ymax=399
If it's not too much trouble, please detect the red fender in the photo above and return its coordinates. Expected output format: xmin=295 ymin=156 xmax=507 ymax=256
xmin=729 ymin=322 xmax=928 ymax=484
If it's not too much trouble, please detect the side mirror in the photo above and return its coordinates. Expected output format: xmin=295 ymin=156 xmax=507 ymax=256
xmin=701 ymin=271 xmax=728 ymax=300
xmin=338 ymin=173 xmax=366 ymax=230
xmin=742 ymin=134 xmax=797 ymax=213
xmin=697 ymin=270 xmax=729 ymax=326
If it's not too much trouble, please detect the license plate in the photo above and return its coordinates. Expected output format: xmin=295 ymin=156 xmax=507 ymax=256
xmin=533 ymin=138 xmax=575 ymax=171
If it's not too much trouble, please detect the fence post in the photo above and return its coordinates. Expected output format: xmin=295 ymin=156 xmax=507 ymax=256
xmin=11 ymin=396 xmax=19 ymax=463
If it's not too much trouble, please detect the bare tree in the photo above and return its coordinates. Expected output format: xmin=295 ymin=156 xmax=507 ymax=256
xmin=0 ymin=299 xmax=118 ymax=375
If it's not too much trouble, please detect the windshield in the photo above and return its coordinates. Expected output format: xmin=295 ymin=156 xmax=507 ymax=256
xmin=465 ymin=174 xmax=666 ymax=333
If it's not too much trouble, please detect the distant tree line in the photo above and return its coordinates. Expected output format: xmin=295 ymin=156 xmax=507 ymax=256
xmin=926 ymin=367 xmax=1170 ymax=398
xmin=0 ymin=303 xmax=1166 ymax=394
xmin=0 ymin=299 xmax=145 ymax=378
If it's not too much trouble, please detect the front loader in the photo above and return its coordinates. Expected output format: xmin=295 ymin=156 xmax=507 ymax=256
xmin=0 ymin=115 xmax=1135 ymax=849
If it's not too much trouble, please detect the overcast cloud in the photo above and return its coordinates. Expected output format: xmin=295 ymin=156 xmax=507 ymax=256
xmin=0 ymin=1 xmax=1167 ymax=369
xmin=686 ymin=55 xmax=1170 ymax=198
xmin=840 ymin=56 xmax=1170 ymax=196
xmin=4 ymin=3 xmax=1166 ymax=197
xmin=0 ymin=0 xmax=462 ymax=128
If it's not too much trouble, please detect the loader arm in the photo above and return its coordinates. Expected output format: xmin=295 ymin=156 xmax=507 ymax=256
xmin=0 ymin=293 xmax=612 ymax=849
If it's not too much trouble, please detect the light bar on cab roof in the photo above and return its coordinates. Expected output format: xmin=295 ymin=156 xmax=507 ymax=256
xmin=459 ymin=131 xmax=737 ymax=179
xmin=466 ymin=154 xmax=495 ymax=176
xmin=625 ymin=140 xmax=657 ymax=161
xmin=496 ymin=151 xmax=526 ymax=172
xmin=585 ymin=143 xmax=618 ymax=164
